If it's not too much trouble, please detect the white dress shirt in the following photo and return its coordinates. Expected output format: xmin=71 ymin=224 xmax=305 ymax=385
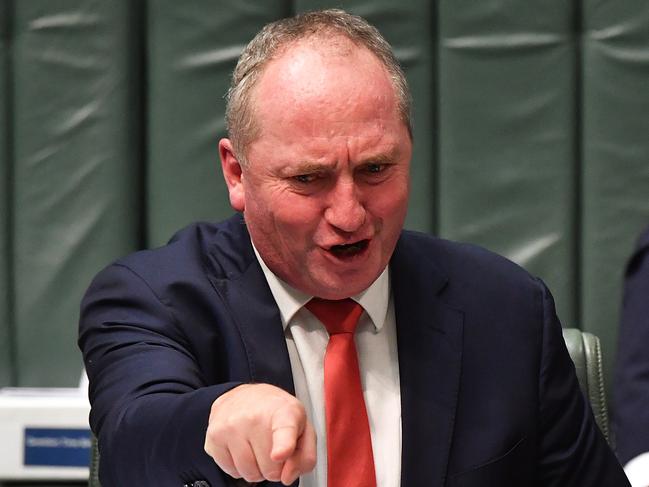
xmin=625 ymin=452 xmax=649 ymax=487
xmin=253 ymin=247 xmax=402 ymax=487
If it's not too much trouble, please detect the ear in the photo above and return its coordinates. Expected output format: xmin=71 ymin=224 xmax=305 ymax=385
xmin=219 ymin=138 xmax=245 ymax=212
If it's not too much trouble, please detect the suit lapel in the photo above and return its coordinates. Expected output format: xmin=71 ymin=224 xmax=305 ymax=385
xmin=205 ymin=219 xmax=463 ymax=485
xmin=392 ymin=236 xmax=464 ymax=487
xmin=206 ymin=216 xmax=295 ymax=395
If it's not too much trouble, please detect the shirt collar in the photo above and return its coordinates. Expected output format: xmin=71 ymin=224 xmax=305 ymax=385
xmin=252 ymin=244 xmax=390 ymax=333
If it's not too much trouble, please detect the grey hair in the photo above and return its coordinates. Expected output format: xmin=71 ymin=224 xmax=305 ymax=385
xmin=225 ymin=9 xmax=412 ymax=164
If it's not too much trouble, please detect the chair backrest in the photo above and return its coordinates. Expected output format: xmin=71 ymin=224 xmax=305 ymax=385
xmin=562 ymin=328 xmax=610 ymax=443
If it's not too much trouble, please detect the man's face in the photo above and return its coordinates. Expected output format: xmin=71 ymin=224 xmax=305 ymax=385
xmin=221 ymin=39 xmax=411 ymax=299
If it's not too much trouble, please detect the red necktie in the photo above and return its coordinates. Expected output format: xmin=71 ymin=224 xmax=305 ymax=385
xmin=306 ymin=298 xmax=377 ymax=487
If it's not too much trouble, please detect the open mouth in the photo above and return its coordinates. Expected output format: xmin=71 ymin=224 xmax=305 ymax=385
xmin=329 ymin=239 xmax=369 ymax=257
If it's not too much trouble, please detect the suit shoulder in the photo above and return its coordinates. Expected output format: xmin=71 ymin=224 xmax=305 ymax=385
xmin=396 ymin=230 xmax=543 ymax=312
xmin=100 ymin=215 xmax=251 ymax=286
xmin=116 ymin=222 xmax=215 ymax=277
xmin=399 ymin=230 xmax=534 ymax=284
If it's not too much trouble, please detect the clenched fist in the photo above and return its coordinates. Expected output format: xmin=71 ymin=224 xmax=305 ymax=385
xmin=205 ymin=383 xmax=317 ymax=485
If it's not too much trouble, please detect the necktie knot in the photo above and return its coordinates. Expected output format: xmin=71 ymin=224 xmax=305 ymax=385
xmin=306 ymin=298 xmax=363 ymax=335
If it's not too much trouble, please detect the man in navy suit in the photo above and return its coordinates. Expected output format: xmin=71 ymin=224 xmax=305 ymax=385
xmin=614 ymin=226 xmax=649 ymax=486
xmin=79 ymin=9 xmax=629 ymax=487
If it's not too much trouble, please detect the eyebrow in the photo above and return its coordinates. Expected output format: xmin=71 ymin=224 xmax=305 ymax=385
xmin=279 ymin=149 xmax=399 ymax=176
xmin=358 ymin=154 xmax=393 ymax=166
xmin=279 ymin=162 xmax=334 ymax=176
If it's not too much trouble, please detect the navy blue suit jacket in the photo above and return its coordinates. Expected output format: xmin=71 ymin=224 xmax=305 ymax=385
xmin=79 ymin=214 xmax=628 ymax=486
xmin=614 ymin=226 xmax=649 ymax=465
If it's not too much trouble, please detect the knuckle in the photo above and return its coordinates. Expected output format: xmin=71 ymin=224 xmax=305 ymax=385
xmin=204 ymin=430 xmax=220 ymax=453
xmin=219 ymin=411 xmax=260 ymax=435
xmin=207 ymin=417 xmax=228 ymax=438
xmin=263 ymin=467 xmax=282 ymax=482
xmin=203 ymin=440 xmax=213 ymax=457
xmin=281 ymin=401 xmax=306 ymax=422
xmin=240 ymin=470 xmax=264 ymax=483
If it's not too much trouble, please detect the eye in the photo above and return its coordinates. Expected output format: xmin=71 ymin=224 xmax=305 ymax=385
xmin=361 ymin=162 xmax=392 ymax=177
xmin=366 ymin=163 xmax=385 ymax=173
xmin=357 ymin=161 xmax=393 ymax=184
xmin=293 ymin=173 xmax=318 ymax=184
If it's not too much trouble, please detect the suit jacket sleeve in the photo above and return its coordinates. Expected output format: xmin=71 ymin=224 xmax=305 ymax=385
xmin=79 ymin=262 xmax=241 ymax=486
xmin=614 ymin=233 xmax=649 ymax=466
xmin=534 ymin=279 xmax=630 ymax=486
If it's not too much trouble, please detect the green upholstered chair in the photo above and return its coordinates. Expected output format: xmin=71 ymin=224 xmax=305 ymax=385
xmin=87 ymin=328 xmax=610 ymax=486
xmin=562 ymin=328 xmax=610 ymax=443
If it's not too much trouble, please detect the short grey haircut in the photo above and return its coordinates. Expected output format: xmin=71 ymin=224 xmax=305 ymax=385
xmin=225 ymin=9 xmax=412 ymax=164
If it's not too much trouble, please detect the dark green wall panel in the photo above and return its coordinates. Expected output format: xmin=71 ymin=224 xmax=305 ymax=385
xmin=438 ymin=1 xmax=578 ymax=326
xmin=147 ymin=1 xmax=292 ymax=247
xmin=12 ymin=0 xmax=140 ymax=386
xmin=294 ymin=0 xmax=436 ymax=233
xmin=0 ymin=0 xmax=13 ymax=386
xmin=1 ymin=0 xmax=647 ymax=427
xmin=581 ymin=0 xmax=649 ymax=395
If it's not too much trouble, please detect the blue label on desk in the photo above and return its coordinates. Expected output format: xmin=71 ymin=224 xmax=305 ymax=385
xmin=24 ymin=427 xmax=91 ymax=467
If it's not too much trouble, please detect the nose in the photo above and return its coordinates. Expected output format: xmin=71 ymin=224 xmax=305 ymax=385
xmin=323 ymin=178 xmax=366 ymax=233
